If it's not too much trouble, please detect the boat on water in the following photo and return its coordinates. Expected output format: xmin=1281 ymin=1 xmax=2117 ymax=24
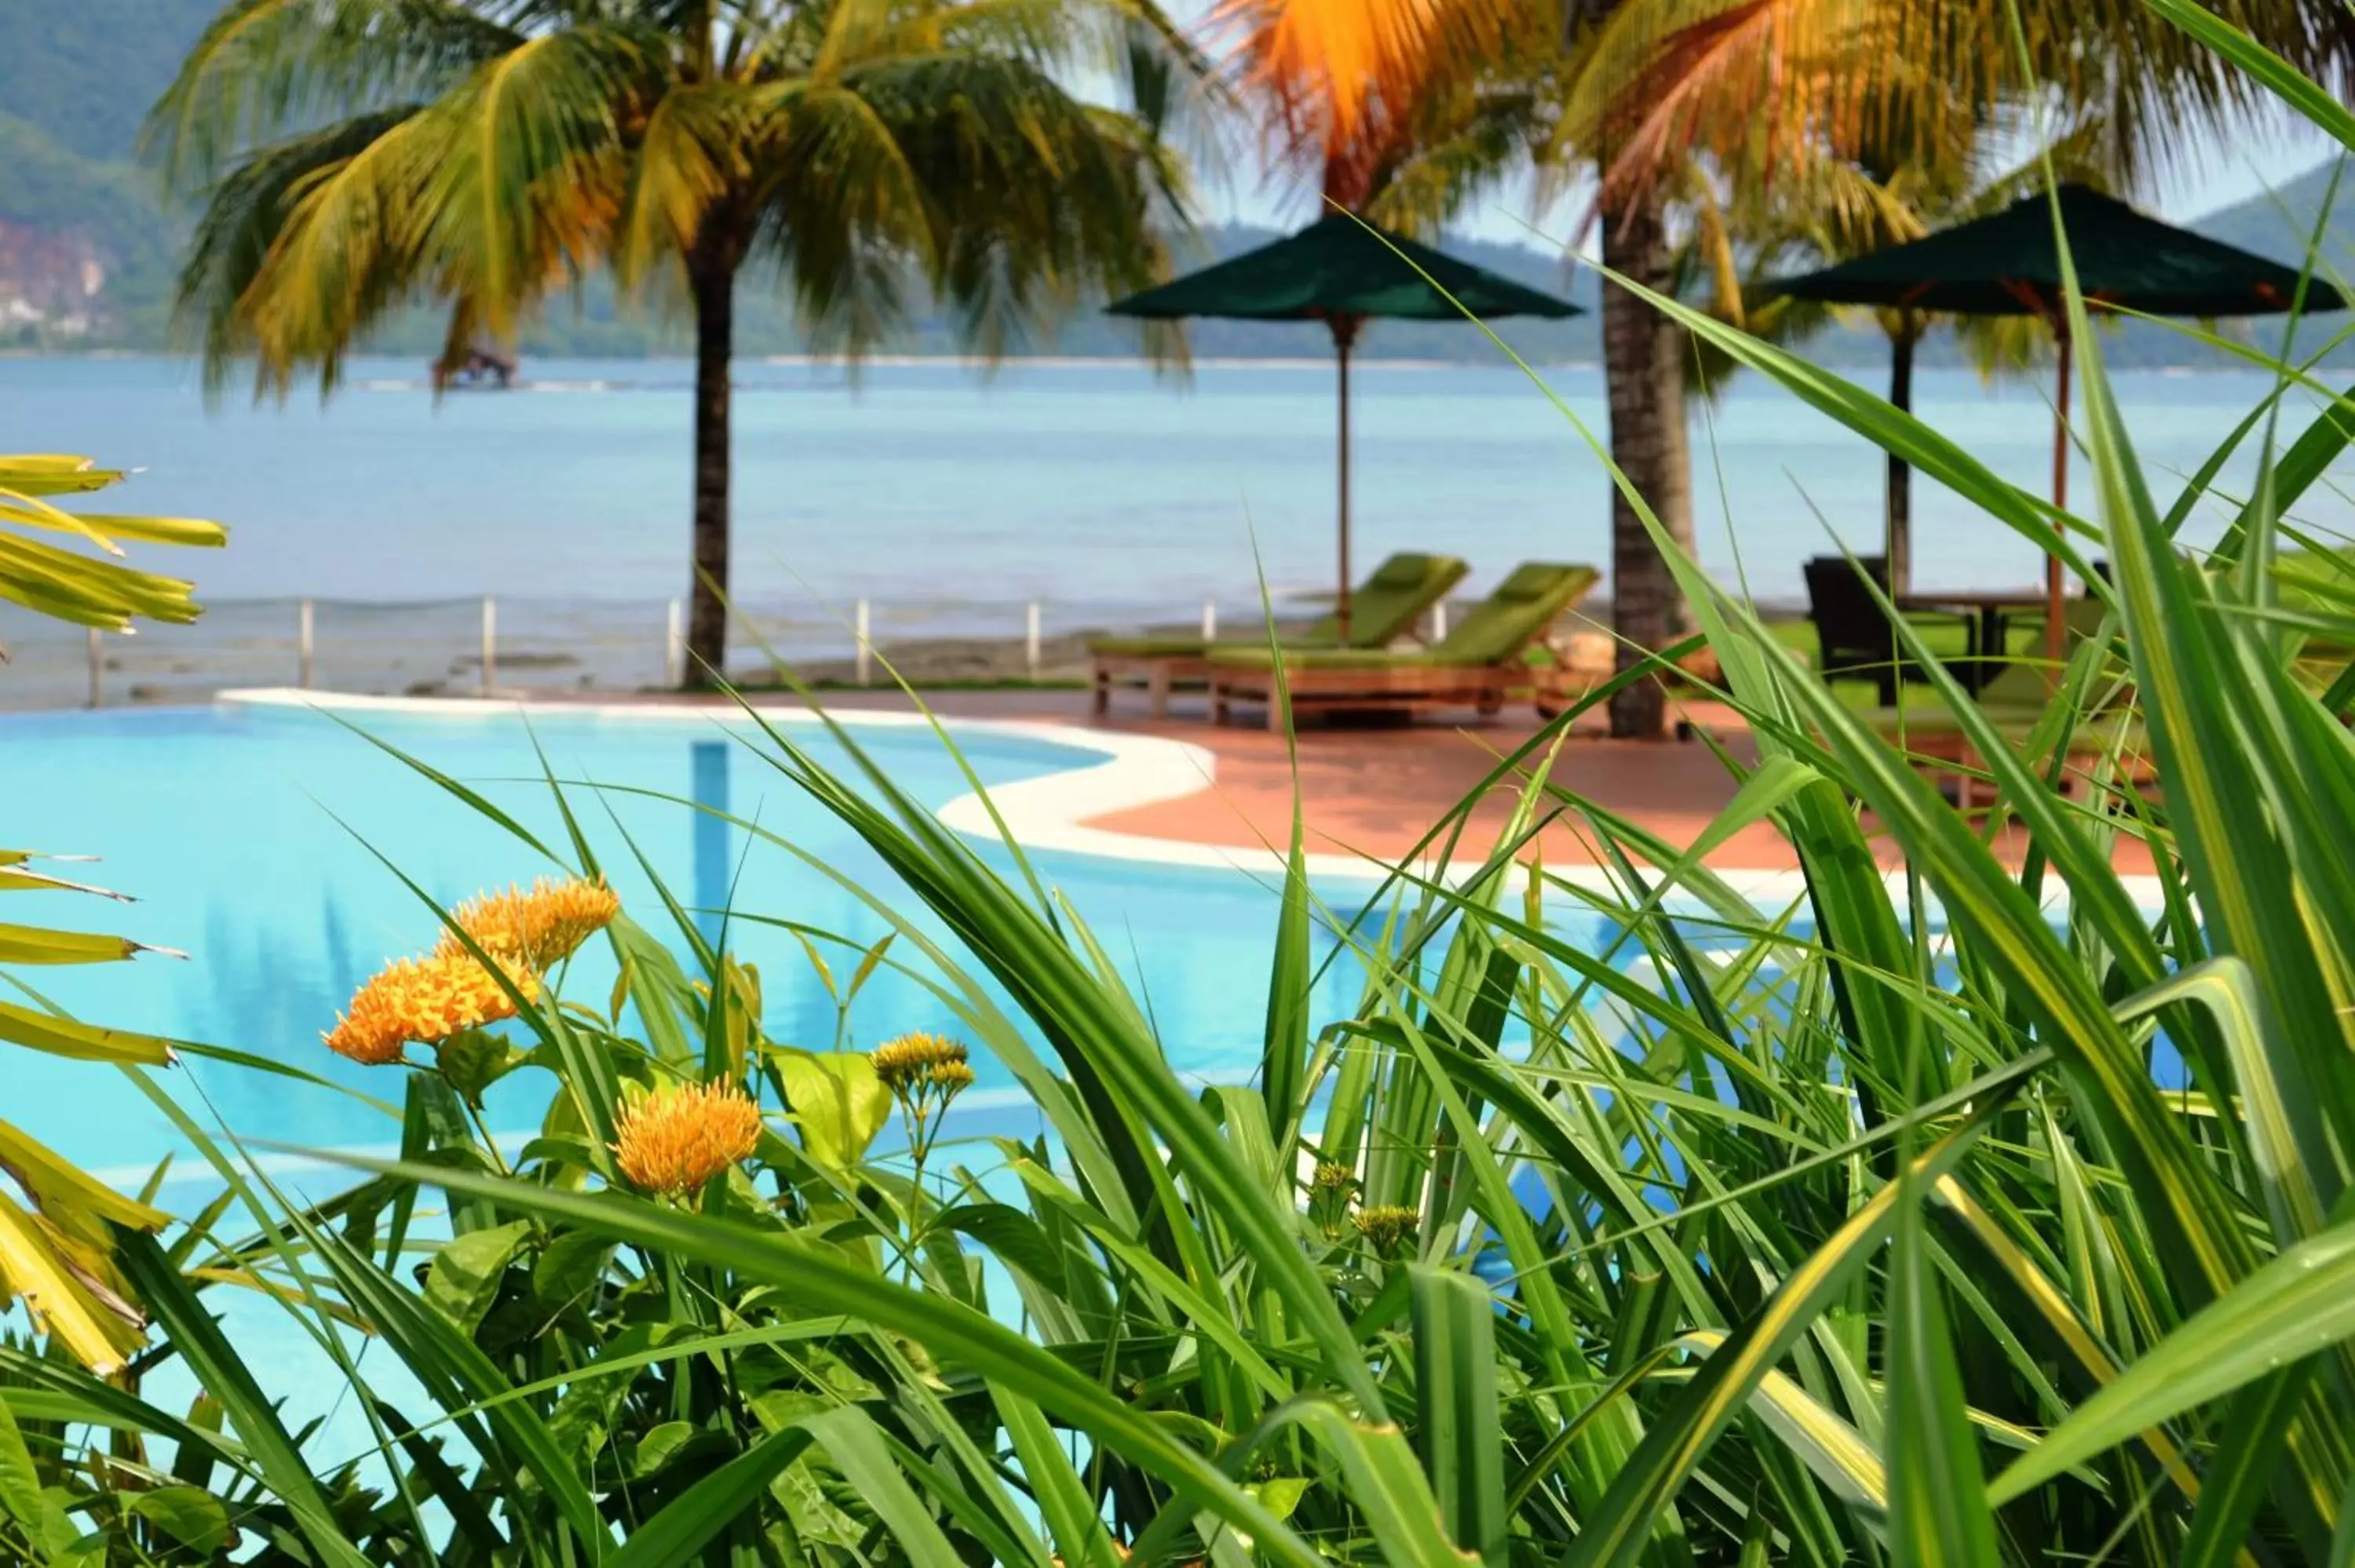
xmin=431 ymin=341 xmax=519 ymax=391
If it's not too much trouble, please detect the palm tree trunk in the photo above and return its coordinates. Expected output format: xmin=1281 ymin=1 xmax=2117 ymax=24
xmin=685 ymin=242 xmax=737 ymax=688
xmin=1599 ymin=187 xmax=1694 ymax=739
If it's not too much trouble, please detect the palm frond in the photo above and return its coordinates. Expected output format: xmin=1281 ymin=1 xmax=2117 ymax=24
xmin=1205 ymin=0 xmax=1538 ymax=203
xmin=1565 ymin=0 xmax=2355 ymax=206
xmin=409 ymin=26 xmax=651 ymax=334
xmin=144 ymin=0 xmax=521 ymax=184
xmin=173 ymin=108 xmax=432 ymax=393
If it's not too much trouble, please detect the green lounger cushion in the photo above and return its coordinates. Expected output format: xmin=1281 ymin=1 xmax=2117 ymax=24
xmin=1210 ymin=563 xmax=1600 ymax=672
xmin=1863 ymin=597 xmax=2130 ymax=738
xmin=1088 ymin=551 xmax=1469 ymax=659
xmin=1875 ymin=706 xmax=2157 ymax=758
xmin=1967 ymin=597 xmax=2118 ymax=706
xmin=1864 ymin=596 xmax=2143 ymax=756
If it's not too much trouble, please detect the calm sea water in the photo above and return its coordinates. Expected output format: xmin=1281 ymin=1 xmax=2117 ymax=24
xmin=0 ymin=353 xmax=2340 ymax=615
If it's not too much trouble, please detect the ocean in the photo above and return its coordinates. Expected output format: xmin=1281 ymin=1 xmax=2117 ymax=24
xmin=0 ymin=353 xmax=2340 ymax=703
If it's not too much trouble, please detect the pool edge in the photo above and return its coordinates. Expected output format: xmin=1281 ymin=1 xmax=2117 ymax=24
xmin=210 ymin=688 xmax=2165 ymax=907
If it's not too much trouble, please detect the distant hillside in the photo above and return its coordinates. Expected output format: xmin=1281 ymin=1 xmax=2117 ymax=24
xmin=0 ymin=0 xmax=2346 ymax=366
xmin=2182 ymin=162 xmax=2355 ymax=272
xmin=0 ymin=0 xmax=218 ymax=163
xmin=0 ymin=111 xmax=177 ymax=344
xmin=0 ymin=0 xmax=214 ymax=344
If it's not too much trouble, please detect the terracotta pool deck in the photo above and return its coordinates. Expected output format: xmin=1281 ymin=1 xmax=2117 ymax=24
xmin=747 ymin=686 xmax=2121 ymax=874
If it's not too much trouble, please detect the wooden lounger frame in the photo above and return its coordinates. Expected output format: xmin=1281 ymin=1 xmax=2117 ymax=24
xmin=1090 ymin=650 xmax=1211 ymax=719
xmin=1207 ymin=638 xmax=1583 ymax=731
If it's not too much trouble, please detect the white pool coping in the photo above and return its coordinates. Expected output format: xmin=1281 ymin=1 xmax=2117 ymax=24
xmin=212 ymin=688 xmax=2163 ymax=909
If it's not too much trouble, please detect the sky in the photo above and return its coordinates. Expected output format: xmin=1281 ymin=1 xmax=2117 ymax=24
xmin=1196 ymin=116 xmax=2338 ymax=249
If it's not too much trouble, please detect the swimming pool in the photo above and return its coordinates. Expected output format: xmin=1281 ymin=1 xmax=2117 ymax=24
xmin=2 ymin=698 xmax=1401 ymax=1172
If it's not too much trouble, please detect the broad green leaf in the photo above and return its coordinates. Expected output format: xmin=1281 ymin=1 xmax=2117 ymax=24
xmin=994 ymin=1385 xmax=1119 ymax=1567
xmin=607 ymin=1424 xmax=815 ymax=1567
xmin=435 ymin=1030 xmax=524 ymax=1105
xmin=0 ymin=1392 xmax=42 ymax=1533
xmin=0 ymin=1002 xmax=174 ymax=1066
xmin=2178 ymin=1367 xmax=2317 ymax=1568
xmin=125 ymin=1487 xmax=231 ymax=1556
xmin=1885 ymin=1169 xmax=1999 ymax=1563
xmin=0 ymin=923 xmax=153 ymax=965
xmin=0 ymin=1194 xmax=145 ymax=1373
xmin=423 ymin=1220 xmax=531 ymax=1336
xmin=792 ymin=1406 xmax=964 ymax=1568
xmin=770 ymin=1047 xmax=891 ymax=1171
xmin=1411 ymin=1264 xmax=1509 ymax=1566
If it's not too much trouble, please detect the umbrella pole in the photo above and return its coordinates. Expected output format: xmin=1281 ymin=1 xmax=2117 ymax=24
xmin=1886 ymin=313 xmax=1916 ymax=594
xmin=1334 ymin=316 xmax=1357 ymax=643
xmin=2046 ymin=326 xmax=2072 ymax=665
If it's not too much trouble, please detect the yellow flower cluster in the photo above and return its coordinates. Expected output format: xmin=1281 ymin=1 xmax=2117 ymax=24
xmin=613 ymin=1080 xmax=764 ymax=1196
xmin=1352 ymin=1204 xmax=1419 ymax=1257
xmin=869 ymin=1031 xmax=974 ymax=1098
xmin=323 ymin=948 xmax=539 ymax=1066
xmin=436 ymin=876 xmax=620 ymax=968
xmin=1309 ymin=1161 xmax=1357 ymax=1198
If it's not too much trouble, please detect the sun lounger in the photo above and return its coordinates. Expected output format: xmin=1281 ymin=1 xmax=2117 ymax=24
xmin=1863 ymin=599 xmax=2149 ymax=796
xmin=1087 ymin=552 xmax=1468 ymax=717
xmin=1205 ymin=563 xmax=1601 ymax=731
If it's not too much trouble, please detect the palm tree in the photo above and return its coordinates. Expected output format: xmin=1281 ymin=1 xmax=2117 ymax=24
xmin=1209 ymin=0 xmax=2355 ymax=735
xmin=150 ymin=0 xmax=1205 ymax=686
xmin=1210 ymin=1 xmax=1700 ymax=737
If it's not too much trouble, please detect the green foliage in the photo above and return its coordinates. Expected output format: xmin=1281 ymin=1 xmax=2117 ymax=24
xmin=0 ymin=454 xmax=220 ymax=1376
xmin=21 ymin=13 xmax=2355 ymax=1568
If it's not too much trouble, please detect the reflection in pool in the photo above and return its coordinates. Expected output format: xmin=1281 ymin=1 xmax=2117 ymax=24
xmin=5 ymin=702 xmax=1517 ymax=1172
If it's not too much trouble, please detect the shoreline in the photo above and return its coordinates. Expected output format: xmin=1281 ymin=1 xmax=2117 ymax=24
xmin=0 ymin=348 xmax=2292 ymax=375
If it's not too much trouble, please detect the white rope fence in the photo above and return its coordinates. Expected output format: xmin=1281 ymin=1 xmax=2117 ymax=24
xmin=33 ymin=590 xmax=1418 ymax=709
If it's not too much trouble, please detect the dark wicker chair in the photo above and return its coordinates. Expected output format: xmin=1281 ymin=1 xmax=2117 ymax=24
xmin=1804 ymin=555 xmax=1981 ymax=705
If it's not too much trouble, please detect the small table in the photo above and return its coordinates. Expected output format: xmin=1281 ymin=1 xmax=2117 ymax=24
xmin=1895 ymin=589 xmax=2050 ymax=673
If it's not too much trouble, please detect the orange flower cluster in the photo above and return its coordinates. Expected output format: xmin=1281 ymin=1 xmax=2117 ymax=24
xmin=323 ymin=948 xmax=539 ymax=1065
xmin=437 ymin=876 xmax=620 ymax=969
xmin=323 ymin=874 xmax=616 ymax=1067
xmin=613 ymin=1080 xmax=764 ymax=1196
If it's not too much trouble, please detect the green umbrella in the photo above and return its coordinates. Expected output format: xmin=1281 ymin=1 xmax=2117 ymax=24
xmin=1109 ymin=213 xmax=1581 ymax=638
xmin=1773 ymin=184 xmax=2342 ymax=655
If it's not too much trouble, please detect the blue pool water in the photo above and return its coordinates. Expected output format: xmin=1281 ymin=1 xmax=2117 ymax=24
xmin=2 ymin=702 xmax=1383 ymax=1172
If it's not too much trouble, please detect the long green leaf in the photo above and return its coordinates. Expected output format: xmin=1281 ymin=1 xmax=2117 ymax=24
xmin=1989 ymin=1214 xmax=2355 ymax=1503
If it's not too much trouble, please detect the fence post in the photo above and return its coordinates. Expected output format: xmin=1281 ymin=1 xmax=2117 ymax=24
xmin=854 ymin=598 xmax=872 ymax=687
xmin=664 ymin=598 xmax=684 ymax=687
xmin=1431 ymin=599 xmax=1449 ymax=642
xmin=480 ymin=596 xmax=498 ymax=694
xmin=1025 ymin=600 xmax=1042 ymax=679
xmin=85 ymin=628 xmax=101 ymax=709
xmin=298 ymin=599 xmax=316 ymax=689
xmin=1200 ymin=598 xmax=1217 ymax=640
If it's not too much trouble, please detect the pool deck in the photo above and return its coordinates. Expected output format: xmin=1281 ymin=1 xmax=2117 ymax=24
xmin=692 ymin=687 xmax=2135 ymax=875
